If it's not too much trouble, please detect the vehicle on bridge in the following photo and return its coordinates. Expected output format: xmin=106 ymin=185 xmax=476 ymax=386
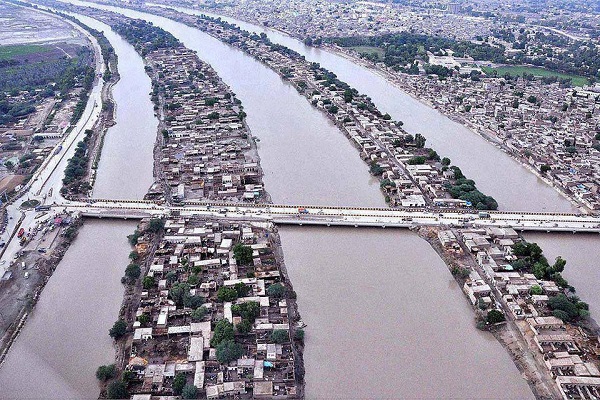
xmin=298 ymin=207 xmax=309 ymax=214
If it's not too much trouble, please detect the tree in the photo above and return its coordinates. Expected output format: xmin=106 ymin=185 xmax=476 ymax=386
xmin=210 ymin=319 xmax=234 ymax=347
xmin=540 ymin=164 xmax=551 ymax=173
xmin=267 ymin=283 xmax=286 ymax=299
xmin=236 ymin=319 xmax=252 ymax=334
xmin=109 ymin=319 xmax=127 ymax=339
xmin=187 ymin=274 xmax=200 ymax=286
xmin=217 ymin=286 xmax=238 ymax=302
xmin=553 ymin=309 xmax=570 ymax=322
xmin=96 ymin=364 xmax=116 ymax=381
xmin=382 ymin=113 xmax=391 ymax=120
xmin=231 ymin=301 xmax=260 ymax=322
xmin=529 ymin=285 xmax=543 ymax=295
xmin=124 ymin=264 xmax=141 ymax=283
xmin=183 ymin=294 xmax=205 ymax=309
xmin=234 ymin=282 xmax=250 ymax=297
xmin=548 ymin=294 xmax=579 ymax=321
xmin=441 ymin=157 xmax=451 ymax=166
xmin=169 ymin=282 xmax=191 ymax=306
xmin=191 ymin=306 xmax=208 ymax=321
xmin=294 ymin=329 xmax=305 ymax=341
xmin=129 ymin=251 xmax=139 ymax=261
xmin=106 ymin=380 xmax=128 ymax=399
xmin=172 ymin=373 xmax=186 ymax=395
xmin=486 ymin=309 xmax=505 ymax=324
xmin=147 ymin=218 xmax=165 ymax=233
xmin=216 ymin=340 xmax=244 ymax=364
xmin=414 ymin=133 xmax=426 ymax=148
xmin=553 ymin=256 xmax=566 ymax=273
xmin=181 ymin=384 xmax=198 ymax=399
xmin=527 ymin=95 xmax=537 ymax=104
xmin=233 ymin=243 xmax=253 ymax=265
xmin=142 ymin=276 xmax=155 ymax=290
xmin=270 ymin=329 xmax=289 ymax=344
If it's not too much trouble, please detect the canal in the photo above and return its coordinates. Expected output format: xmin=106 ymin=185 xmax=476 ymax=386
xmin=65 ymin=2 xmax=533 ymax=398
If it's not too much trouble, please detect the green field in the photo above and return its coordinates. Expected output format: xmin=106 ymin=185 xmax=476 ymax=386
xmin=350 ymin=45 xmax=385 ymax=58
xmin=481 ymin=65 xmax=589 ymax=87
xmin=0 ymin=44 xmax=51 ymax=60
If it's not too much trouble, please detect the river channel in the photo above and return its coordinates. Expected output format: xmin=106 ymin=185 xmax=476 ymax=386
xmin=160 ymin=5 xmax=598 ymax=322
xmin=1 ymin=1 xmax=586 ymax=398
xmin=58 ymin=2 xmax=533 ymax=398
xmin=0 ymin=11 xmax=155 ymax=399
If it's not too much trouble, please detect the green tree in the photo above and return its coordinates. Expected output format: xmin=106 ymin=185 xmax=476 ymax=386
xmin=216 ymin=340 xmax=244 ymax=364
xmin=172 ymin=373 xmax=186 ymax=395
xmin=540 ymin=164 xmax=551 ymax=173
xmin=548 ymin=294 xmax=579 ymax=321
xmin=234 ymin=282 xmax=250 ymax=297
xmin=210 ymin=319 xmax=234 ymax=347
xmin=270 ymin=329 xmax=289 ymax=344
xmin=191 ymin=306 xmax=208 ymax=321
xmin=129 ymin=251 xmax=139 ymax=261
xmin=217 ymin=286 xmax=238 ymax=302
xmin=169 ymin=282 xmax=191 ymax=306
xmin=553 ymin=256 xmax=566 ymax=273
xmin=233 ymin=243 xmax=253 ymax=265
xmin=96 ymin=364 xmax=116 ymax=381
xmin=109 ymin=319 xmax=127 ymax=339
xmin=486 ymin=309 xmax=505 ymax=324
xmin=181 ymin=384 xmax=198 ymax=399
xmin=236 ymin=319 xmax=252 ymax=334
xmin=414 ymin=133 xmax=426 ymax=148
xmin=106 ymin=380 xmax=128 ymax=399
xmin=231 ymin=301 xmax=260 ymax=322
xmin=187 ymin=274 xmax=200 ymax=286
xmin=529 ymin=285 xmax=543 ymax=295
xmin=294 ymin=329 xmax=305 ymax=341
xmin=147 ymin=218 xmax=165 ymax=233
xmin=124 ymin=264 xmax=141 ymax=283
xmin=267 ymin=283 xmax=286 ymax=299
xmin=441 ymin=157 xmax=451 ymax=166
xmin=142 ymin=276 xmax=155 ymax=290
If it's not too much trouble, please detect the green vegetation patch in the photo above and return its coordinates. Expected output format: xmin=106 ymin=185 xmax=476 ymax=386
xmin=0 ymin=44 xmax=51 ymax=60
xmin=482 ymin=65 xmax=588 ymax=86
xmin=349 ymin=45 xmax=385 ymax=59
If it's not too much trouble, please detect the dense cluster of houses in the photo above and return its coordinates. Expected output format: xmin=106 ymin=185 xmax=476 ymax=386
xmin=127 ymin=217 xmax=301 ymax=399
xmin=191 ymin=0 xmax=492 ymax=41
xmin=146 ymin=47 xmax=264 ymax=203
xmin=173 ymin=14 xmax=491 ymax=210
xmin=393 ymin=67 xmax=600 ymax=210
xmin=438 ymin=227 xmax=600 ymax=400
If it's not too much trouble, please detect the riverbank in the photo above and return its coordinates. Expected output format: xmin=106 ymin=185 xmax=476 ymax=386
xmin=420 ymin=224 xmax=600 ymax=399
xmin=0 ymin=4 xmax=116 ymax=369
xmin=0 ymin=214 xmax=82 ymax=367
xmin=322 ymin=44 xmax=593 ymax=214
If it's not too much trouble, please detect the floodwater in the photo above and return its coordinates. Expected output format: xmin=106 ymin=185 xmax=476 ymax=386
xmin=57 ymin=2 xmax=533 ymax=398
xmin=0 ymin=11 xmax=148 ymax=399
xmin=157 ymin=3 xmax=576 ymax=214
xmin=0 ymin=220 xmax=133 ymax=399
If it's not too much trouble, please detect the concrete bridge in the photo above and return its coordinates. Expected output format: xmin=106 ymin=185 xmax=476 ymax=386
xmin=53 ymin=199 xmax=600 ymax=233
